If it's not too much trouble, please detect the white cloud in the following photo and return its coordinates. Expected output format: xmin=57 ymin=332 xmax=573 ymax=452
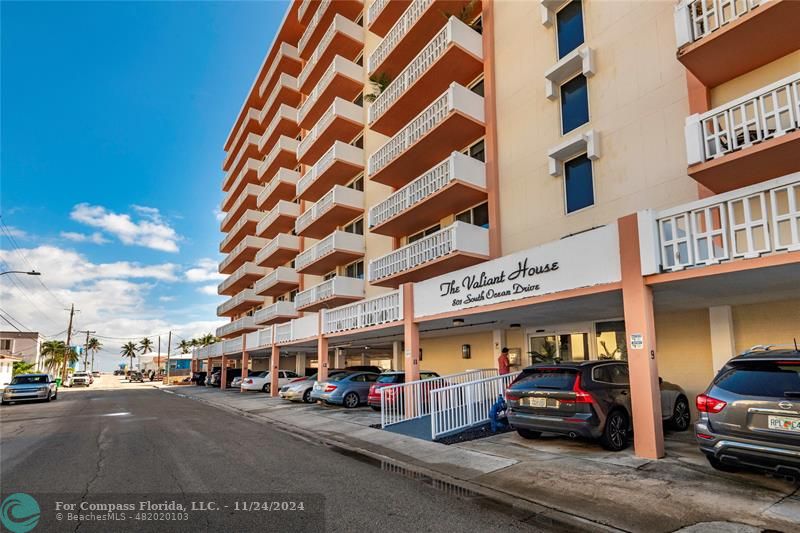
xmin=185 ymin=258 xmax=225 ymax=283
xmin=159 ymin=296 xmax=175 ymax=302
xmin=2 ymin=225 xmax=28 ymax=238
xmin=70 ymin=203 xmax=181 ymax=252
xmin=60 ymin=231 xmax=109 ymax=244
xmin=198 ymin=284 xmax=218 ymax=295
xmin=213 ymin=208 xmax=225 ymax=222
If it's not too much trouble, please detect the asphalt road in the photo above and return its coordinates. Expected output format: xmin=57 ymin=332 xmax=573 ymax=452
xmin=1 ymin=377 xmax=543 ymax=532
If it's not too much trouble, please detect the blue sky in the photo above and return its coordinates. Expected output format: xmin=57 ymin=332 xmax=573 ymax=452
xmin=1 ymin=1 xmax=288 ymax=368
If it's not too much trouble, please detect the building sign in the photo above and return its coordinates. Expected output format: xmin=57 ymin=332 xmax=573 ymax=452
xmin=413 ymin=224 xmax=621 ymax=318
xmin=630 ymin=333 xmax=643 ymax=350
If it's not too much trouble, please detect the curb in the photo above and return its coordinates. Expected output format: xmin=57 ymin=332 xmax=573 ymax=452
xmin=161 ymin=387 xmax=624 ymax=533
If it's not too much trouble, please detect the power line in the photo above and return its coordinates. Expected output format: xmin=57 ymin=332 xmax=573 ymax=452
xmin=0 ymin=259 xmax=63 ymax=328
xmin=0 ymin=306 xmax=32 ymax=332
xmin=0 ymin=313 xmax=22 ymax=332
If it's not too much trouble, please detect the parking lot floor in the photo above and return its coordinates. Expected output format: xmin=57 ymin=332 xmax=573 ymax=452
xmin=161 ymin=384 xmax=800 ymax=533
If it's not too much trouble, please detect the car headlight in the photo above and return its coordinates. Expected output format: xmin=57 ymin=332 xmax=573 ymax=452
xmin=40 ymin=386 xmax=50 ymax=392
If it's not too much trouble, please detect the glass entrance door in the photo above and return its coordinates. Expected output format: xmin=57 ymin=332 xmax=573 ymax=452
xmin=528 ymin=335 xmax=557 ymax=365
xmin=528 ymin=332 xmax=590 ymax=364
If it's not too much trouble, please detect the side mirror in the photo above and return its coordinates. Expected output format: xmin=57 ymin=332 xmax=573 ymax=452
xmin=2 ymin=382 xmax=8 ymax=386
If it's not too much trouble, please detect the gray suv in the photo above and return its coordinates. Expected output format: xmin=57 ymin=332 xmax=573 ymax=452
xmin=695 ymin=347 xmax=800 ymax=478
xmin=2 ymin=373 xmax=58 ymax=404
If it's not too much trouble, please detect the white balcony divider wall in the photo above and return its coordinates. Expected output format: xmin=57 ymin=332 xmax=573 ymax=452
xmin=254 ymin=266 xmax=299 ymax=295
xmin=299 ymin=56 xmax=363 ymax=124
xmin=217 ymin=288 xmax=262 ymax=316
xmin=257 ymin=43 xmax=301 ymax=97
xmin=299 ymin=15 xmax=364 ymax=89
xmin=255 ymin=233 xmax=301 ymax=265
xmin=323 ymin=290 xmax=403 ymax=334
xmin=220 ymin=236 xmax=268 ymax=273
xmin=685 ymin=73 xmax=800 ymax=165
xmin=217 ymin=263 xmax=266 ymax=294
xmin=297 ymin=99 xmax=364 ymax=161
xmin=257 ymin=105 xmax=299 ymax=153
xmin=254 ymin=301 xmax=300 ymax=325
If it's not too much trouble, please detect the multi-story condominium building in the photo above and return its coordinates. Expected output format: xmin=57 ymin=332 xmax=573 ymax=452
xmin=197 ymin=0 xmax=800 ymax=459
xmin=0 ymin=331 xmax=44 ymax=371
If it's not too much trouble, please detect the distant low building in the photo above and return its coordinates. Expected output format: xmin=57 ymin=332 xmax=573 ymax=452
xmin=0 ymin=331 xmax=44 ymax=371
xmin=0 ymin=354 xmax=22 ymax=385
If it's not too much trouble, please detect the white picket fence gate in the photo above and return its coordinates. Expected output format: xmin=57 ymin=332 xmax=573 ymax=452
xmin=430 ymin=372 xmax=521 ymax=440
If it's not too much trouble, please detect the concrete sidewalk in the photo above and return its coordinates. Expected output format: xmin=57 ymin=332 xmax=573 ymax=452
xmin=160 ymin=385 xmax=800 ymax=533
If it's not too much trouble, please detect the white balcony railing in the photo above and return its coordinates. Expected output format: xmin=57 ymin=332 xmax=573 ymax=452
xmin=295 ymin=230 xmax=365 ymax=272
xmin=369 ymin=17 xmax=482 ymax=126
xmin=366 ymin=0 xmax=391 ymax=27
xmin=217 ymin=288 xmax=262 ymax=316
xmin=274 ymin=314 xmax=319 ymax=344
xmin=323 ymin=289 xmax=403 ymax=334
xmin=685 ymin=73 xmax=800 ymax=166
xmin=299 ymin=56 xmax=363 ymax=125
xmin=259 ymin=136 xmax=299 ymax=179
xmin=299 ymin=0 xmax=332 ymax=54
xmin=653 ymin=173 xmax=800 ymax=272
xmin=297 ymin=98 xmax=364 ymax=161
xmin=225 ymin=108 xmax=260 ymax=172
xmin=256 ymin=200 xmax=301 ymax=237
xmin=369 ymin=152 xmax=485 ymax=229
xmin=257 ymin=169 xmax=300 ymax=209
xmin=674 ymin=0 xmax=765 ymax=47
xmin=298 ymin=0 xmax=315 ymax=21
xmin=368 ymin=83 xmax=485 ymax=178
xmin=368 ymin=0 xmax=434 ymax=74
xmin=260 ymin=73 xmax=299 ymax=118
xmin=245 ymin=325 xmax=274 ymax=350
xmin=222 ymin=336 xmax=243 ymax=355
xmin=257 ymin=104 xmax=298 ymax=153
xmin=220 ymin=183 xmax=264 ymax=231
xmin=223 ymin=133 xmax=260 ymax=184
xmin=254 ymin=266 xmax=299 ymax=295
xmin=295 ymin=185 xmax=364 ymax=235
xmin=296 ymin=142 xmax=365 ymax=198
xmin=222 ymin=159 xmax=260 ymax=207
xmin=299 ymin=14 xmax=364 ymax=90
xmin=216 ymin=316 xmax=257 ymax=338
xmin=368 ymin=222 xmax=489 ymax=283
xmin=217 ymin=263 xmax=266 ymax=294
xmin=219 ymin=236 xmax=268 ymax=273
xmin=223 ymin=157 xmax=260 ymax=193
xmin=258 ymin=43 xmax=301 ymax=98
xmin=295 ymin=276 xmax=365 ymax=310
xmin=254 ymin=301 xmax=301 ymax=325
xmin=219 ymin=210 xmax=263 ymax=251
xmin=255 ymin=233 xmax=300 ymax=266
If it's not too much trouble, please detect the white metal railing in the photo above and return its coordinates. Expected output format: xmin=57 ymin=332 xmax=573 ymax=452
xmin=366 ymin=0 xmax=391 ymax=27
xmin=220 ymin=184 xmax=264 ymax=231
xmin=430 ymin=372 xmax=521 ymax=440
xmin=254 ymin=266 xmax=299 ymax=295
xmin=369 ymin=152 xmax=485 ymax=228
xmin=295 ymin=230 xmax=364 ymax=272
xmin=255 ymin=233 xmax=300 ymax=266
xmin=299 ymin=14 xmax=364 ymax=90
xmin=225 ymin=108 xmax=260 ymax=172
xmin=323 ymin=289 xmax=402 ymax=333
xmin=254 ymin=301 xmax=300 ymax=325
xmin=299 ymin=0 xmax=332 ymax=54
xmin=251 ymin=326 xmax=274 ymax=349
xmin=258 ymin=43 xmax=301 ymax=98
xmin=368 ymin=221 xmax=489 ymax=283
xmin=296 ymin=185 xmax=364 ymax=235
xmin=368 ymin=0 xmax=433 ymax=74
xmin=297 ymin=98 xmax=363 ymax=161
xmin=257 ymin=104 xmax=298 ymax=153
xmin=260 ymin=73 xmax=299 ymax=120
xmin=299 ymin=56 xmax=363 ymax=125
xmin=275 ymin=322 xmax=293 ymax=344
xmin=216 ymin=316 xmax=257 ymax=338
xmin=369 ymin=17 xmax=482 ymax=126
xmin=295 ymin=276 xmax=364 ymax=310
xmin=222 ymin=337 xmax=243 ymax=355
xmin=219 ymin=210 xmax=262 ymax=252
xmin=380 ymin=369 xmax=499 ymax=428
xmin=273 ymin=314 xmax=319 ymax=344
xmin=368 ymin=83 xmax=485 ymax=178
xmin=223 ymin=133 xmax=260 ymax=188
xmin=196 ymin=342 xmax=223 ymax=359
xmin=686 ymin=73 xmax=800 ymax=165
xmin=257 ymin=169 xmax=300 ymax=209
xmin=217 ymin=263 xmax=266 ymax=294
xmin=675 ymin=0 xmax=764 ymax=46
xmin=216 ymin=288 xmax=261 ymax=316
xmin=298 ymin=0 xmax=315 ymax=21
xmin=222 ymin=159 xmax=260 ymax=208
xmin=655 ymin=173 xmax=800 ymax=271
xmin=296 ymin=142 xmax=364 ymax=198
xmin=219 ymin=236 xmax=267 ymax=273
xmin=256 ymin=201 xmax=301 ymax=237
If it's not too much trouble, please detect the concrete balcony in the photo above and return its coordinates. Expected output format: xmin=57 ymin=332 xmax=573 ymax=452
xmin=219 ymin=209 xmax=262 ymax=253
xmin=295 ymin=185 xmax=364 ymax=239
xmin=221 ymin=159 xmax=261 ymax=210
xmin=219 ymin=235 xmax=268 ymax=275
xmin=225 ymin=109 xmax=264 ymax=176
xmin=256 ymin=200 xmax=301 ymax=239
xmin=295 ymin=230 xmax=365 ymax=275
xmin=259 ymin=74 xmax=301 ymax=127
xmin=368 ymin=83 xmax=485 ymax=188
xmin=368 ymin=17 xmax=482 ymax=136
xmin=222 ymin=155 xmax=260 ymax=194
xmin=369 ymin=152 xmax=485 ymax=237
xmin=254 ymin=301 xmax=301 ymax=326
xmin=220 ymin=183 xmax=263 ymax=233
xmin=298 ymin=0 xmax=363 ymax=60
xmin=274 ymin=315 xmax=319 ymax=344
xmin=217 ymin=288 xmax=263 ymax=318
xmin=254 ymin=266 xmax=300 ymax=297
xmin=258 ymin=136 xmax=299 ymax=184
xmin=298 ymin=0 xmax=318 ymax=25
xmin=299 ymin=14 xmax=364 ymax=94
xmin=368 ymin=221 xmax=489 ymax=287
xmin=223 ymin=132 xmax=262 ymax=176
xmin=366 ymin=0 xmax=411 ymax=37
xmin=298 ymin=56 xmax=363 ymax=130
xmin=257 ymin=104 xmax=299 ymax=156
xmin=368 ymin=0 xmax=476 ymax=77
xmin=257 ymin=168 xmax=300 ymax=211
xmin=674 ymin=0 xmax=800 ymax=87
xmin=297 ymin=98 xmax=364 ymax=165
xmin=255 ymin=233 xmax=301 ymax=268
xmin=650 ymin=173 xmax=800 ymax=272
xmin=216 ymin=316 xmax=258 ymax=339
xmin=257 ymin=43 xmax=302 ymax=99
xmin=296 ymin=141 xmax=365 ymax=202
xmin=685 ymin=73 xmax=800 ymax=193
xmin=322 ymin=289 xmax=402 ymax=334
xmin=295 ymin=276 xmax=365 ymax=312
xmin=218 ymin=262 xmax=267 ymax=296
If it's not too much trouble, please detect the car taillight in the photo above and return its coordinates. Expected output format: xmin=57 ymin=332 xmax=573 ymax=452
xmin=572 ymin=374 xmax=593 ymax=403
xmin=324 ymin=385 xmax=337 ymax=392
xmin=505 ymin=389 xmax=520 ymax=401
xmin=696 ymin=394 xmax=726 ymax=413
xmin=244 ymin=379 xmax=252 ymax=384
xmin=369 ymin=385 xmax=376 ymax=394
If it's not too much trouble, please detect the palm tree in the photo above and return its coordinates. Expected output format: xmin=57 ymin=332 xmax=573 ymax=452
xmin=41 ymin=340 xmax=78 ymax=375
xmin=87 ymin=337 xmax=102 ymax=372
xmin=138 ymin=337 xmax=154 ymax=371
xmin=121 ymin=342 xmax=138 ymax=372
xmin=12 ymin=361 xmax=36 ymax=376
xmin=200 ymin=333 xmax=218 ymax=346
xmin=177 ymin=339 xmax=191 ymax=354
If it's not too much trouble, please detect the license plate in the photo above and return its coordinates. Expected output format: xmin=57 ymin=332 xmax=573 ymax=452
xmin=768 ymin=415 xmax=800 ymax=433
xmin=522 ymin=397 xmax=548 ymax=408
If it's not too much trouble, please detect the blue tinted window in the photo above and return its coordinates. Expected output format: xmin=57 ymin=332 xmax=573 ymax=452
xmin=564 ymin=155 xmax=594 ymax=213
xmin=556 ymin=0 xmax=584 ymax=58
xmin=560 ymin=74 xmax=589 ymax=134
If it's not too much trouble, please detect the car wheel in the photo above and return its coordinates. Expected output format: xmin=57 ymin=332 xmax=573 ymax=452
xmin=707 ymin=455 xmax=740 ymax=473
xmin=262 ymin=383 xmax=271 ymax=394
xmin=343 ymin=392 xmax=359 ymax=408
xmin=302 ymin=389 xmax=311 ymax=403
xmin=600 ymin=409 xmax=630 ymax=451
xmin=0 ymin=400 xmax=6 ymax=406
xmin=370 ymin=405 xmax=381 ymax=412
xmin=516 ymin=428 xmax=542 ymax=439
xmin=669 ymin=396 xmax=691 ymax=431
xmin=52 ymin=391 xmax=57 ymax=400
xmin=46 ymin=391 xmax=53 ymax=402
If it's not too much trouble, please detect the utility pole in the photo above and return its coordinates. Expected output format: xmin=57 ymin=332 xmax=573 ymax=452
xmin=62 ymin=304 xmax=77 ymax=382
xmin=165 ymin=331 xmax=172 ymax=383
xmin=157 ymin=335 xmax=161 ymax=375
xmin=78 ymin=329 xmax=96 ymax=371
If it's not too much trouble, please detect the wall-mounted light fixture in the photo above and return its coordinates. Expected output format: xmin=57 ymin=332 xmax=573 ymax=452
xmin=462 ymin=344 xmax=471 ymax=359
xmin=509 ymin=323 xmax=521 ymax=329
xmin=453 ymin=318 xmax=465 ymax=326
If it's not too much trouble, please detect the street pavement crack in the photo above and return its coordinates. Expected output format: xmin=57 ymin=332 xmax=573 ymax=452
xmin=75 ymin=422 xmax=109 ymax=532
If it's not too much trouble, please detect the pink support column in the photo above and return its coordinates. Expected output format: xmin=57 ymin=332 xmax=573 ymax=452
xmin=270 ymin=345 xmax=279 ymax=397
xmin=240 ymin=336 xmax=249 ymax=393
xmin=619 ymin=214 xmax=665 ymax=459
xmin=317 ymin=314 xmax=329 ymax=383
xmin=402 ymin=283 xmax=420 ymax=416
xmin=220 ymin=355 xmax=228 ymax=390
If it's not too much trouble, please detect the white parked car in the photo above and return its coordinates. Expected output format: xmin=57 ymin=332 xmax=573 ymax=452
xmin=241 ymin=370 xmax=301 ymax=393
xmin=72 ymin=371 xmax=92 ymax=387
